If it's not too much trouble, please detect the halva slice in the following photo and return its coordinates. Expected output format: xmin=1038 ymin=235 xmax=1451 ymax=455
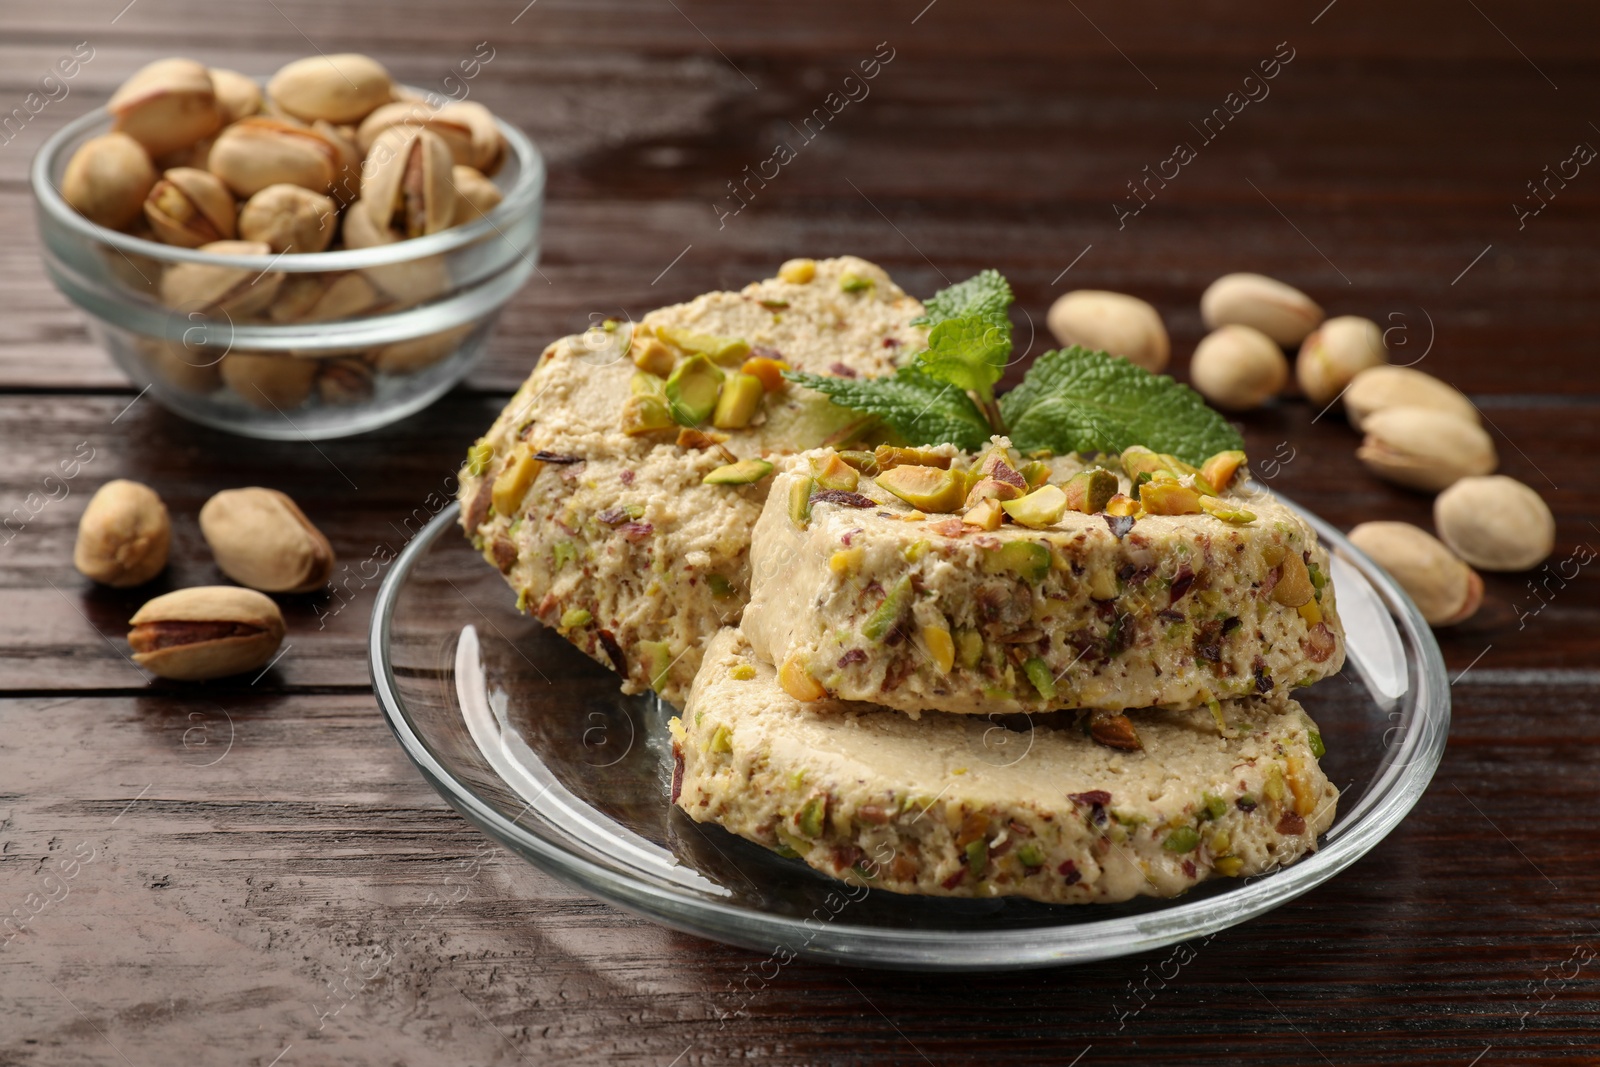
xmin=743 ymin=439 xmax=1343 ymax=715
xmin=457 ymin=257 xmax=928 ymax=705
xmin=672 ymin=628 xmax=1338 ymax=904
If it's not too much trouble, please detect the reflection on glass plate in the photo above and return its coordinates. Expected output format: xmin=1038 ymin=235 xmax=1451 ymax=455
xmin=371 ymin=498 xmax=1448 ymax=971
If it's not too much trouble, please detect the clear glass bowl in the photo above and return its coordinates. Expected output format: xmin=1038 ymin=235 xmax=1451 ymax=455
xmin=32 ymin=94 xmax=544 ymax=439
xmin=370 ymin=498 xmax=1449 ymax=971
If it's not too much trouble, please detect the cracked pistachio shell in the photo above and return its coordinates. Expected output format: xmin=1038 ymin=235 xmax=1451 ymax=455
xmin=159 ymin=240 xmax=283 ymax=318
xmin=434 ymin=101 xmax=505 ymax=174
xmin=355 ymin=100 xmax=476 ymax=165
xmin=312 ymin=120 xmax=363 ymax=204
xmin=451 ymin=165 xmax=502 ymax=223
xmin=316 ymin=358 xmax=375 ymax=405
xmin=1348 ymin=522 xmax=1482 ymax=626
xmin=208 ymin=67 xmax=263 ymax=123
xmin=1356 ymin=406 xmax=1497 ymax=492
xmin=268 ymin=271 xmax=385 ymax=324
xmin=1189 ymin=324 xmax=1288 ymax=411
xmin=108 ymin=58 xmax=222 ymax=157
xmin=200 ymin=487 xmax=336 ymax=593
xmin=1297 ymin=315 xmax=1388 ymax=406
xmin=267 ymin=53 xmax=393 ymax=125
xmin=143 ymin=166 xmax=237 ymax=248
xmin=1200 ymin=272 xmax=1324 ymax=345
xmin=1434 ymin=475 xmax=1555 ymax=572
xmin=62 ymin=132 xmax=157 ymax=230
xmin=208 ymin=117 xmax=340 ymax=198
xmin=360 ymin=125 xmax=456 ymax=238
xmin=128 ymin=586 xmax=286 ymax=681
xmin=1343 ymin=365 xmax=1478 ymax=431
xmin=237 ymin=183 xmax=338 ymax=253
xmin=219 ymin=352 xmax=317 ymax=410
xmin=73 ymin=480 xmax=170 ymax=587
xmin=1046 ymin=290 xmax=1169 ymax=373
xmin=341 ymin=197 xmax=450 ymax=306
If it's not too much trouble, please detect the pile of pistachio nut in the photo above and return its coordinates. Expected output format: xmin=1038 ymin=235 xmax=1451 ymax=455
xmin=1047 ymin=275 xmax=1556 ymax=628
xmin=73 ymin=479 xmax=337 ymax=680
xmin=60 ymin=54 xmax=509 ymax=410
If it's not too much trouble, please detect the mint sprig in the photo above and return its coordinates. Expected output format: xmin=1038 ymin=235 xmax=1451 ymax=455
xmin=785 ymin=271 xmax=1244 ymax=466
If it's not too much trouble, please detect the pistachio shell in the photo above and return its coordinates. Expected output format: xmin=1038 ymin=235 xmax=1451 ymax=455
xmin=128 ymin=586 xmax=286 ymax=681
xmin=1189 ymin=324 xmax=1288 ymax=410
xmin=1343 ymin=365 xmax=1478 ymax=430
xmin=450 ymin=165 xmax=503 ymax=223
xmin=208 ymin=67 xmax=263 ymax=123
xmin=62 ymin=133 xmax=157 ymax=230
xmin=1046 ymin=290 xmax=1169 ymax=372
xmin=159 ymin=239 xmax=283 ymax=317
xmin=108 ymin=58 xmax=222 ymax=157
xmin=200 ymin=487 xmax=335 ymax=593
xmin=316 ymin=359 xmax=375 ymax=405
xmin=1356 ymin=406 xmax=1497 ymax=492
xmin=144 ymin=166 xmax=237 ymax=247
xmin=355 ymin=101 xmax=476 ymax=164
xmin=219 ymin=352 xmax=317 ymax=410
xmin=1297 ymin=315 xmax=1387 ymax=406
xmin=138 ymin=336 xmax=224 ymax=394
xmin=73 ymin=480 xmax=170 ymax=587
xmin=434 ymin=101 xmax=505 ymax=173
xmin=360 ymin=126 xmax=456 ymax=238
xmin=208 ymin=117 xmax=340 ymax=198
xmin=1434 ymin=475 xmax=1555 ymax=572
xmin=341 ymin=198 xmax=451 ymax=306
xmin=267 ymin=54 xmax=393 ymax=124
xmin=370 ymin=325 xmax=472 ymax=374
xmin=312 ymin=120 xmax=364 ymax=204
xmin=1200 ymin=272 xmax=1324 ymax=345
xmin=237 ymin=183 xmax=337 ymax=253
xmin=268 ymin=271 xmax=385 ymax=324
xmin=1348 ymin=521 xmax=1482 ymax=626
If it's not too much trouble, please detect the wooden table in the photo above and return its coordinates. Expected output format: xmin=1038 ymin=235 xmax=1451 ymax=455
xmin=4 ymin=1 xmax=1598 ymax=1062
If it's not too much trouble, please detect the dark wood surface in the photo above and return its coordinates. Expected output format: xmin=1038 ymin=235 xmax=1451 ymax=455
xmin=3 ymin=2 xmax=1599 ymax=1063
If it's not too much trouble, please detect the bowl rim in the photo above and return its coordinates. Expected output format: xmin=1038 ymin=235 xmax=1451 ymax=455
xmin=369 ymin=496 xmax=1451 ymax=970
xmin=31 ymin=85 xmax=545 ymax=274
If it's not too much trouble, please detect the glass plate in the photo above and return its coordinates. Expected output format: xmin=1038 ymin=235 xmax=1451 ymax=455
xmin=370 ymin=498 xmax=1448 ymax=971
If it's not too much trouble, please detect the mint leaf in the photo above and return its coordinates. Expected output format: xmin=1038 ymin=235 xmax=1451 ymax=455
xmin=785 ymin=367 xmax=993 ymax=452
xmin=912 ymin=315 xmax=1010 ymax=405
xmin=912 ymin=270 xmax=1013 ymax=328
xmin=1000 ymin=347 xmax=1244 ymax=466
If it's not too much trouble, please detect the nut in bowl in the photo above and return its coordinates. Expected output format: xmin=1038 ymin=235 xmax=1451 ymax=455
xmin=33 ymin=55 xmax=544 ymax=439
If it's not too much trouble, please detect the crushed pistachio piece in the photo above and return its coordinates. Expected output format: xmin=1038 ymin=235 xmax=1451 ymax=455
xmin=465 ymin=442 xmax=494 ymax=477
xmin=922 ymin=625 xmax=955 ymax=673
xmin=1002 ymin=484 xmax=1070 ymax=528
xmin=664 ymin=354 xmax=725 ymax=426
xmin=558 ymin=607 xmax=591 ymax=629
xmin=862 ymin=575 xmax=914 ymax=641
xmin=1023 ymin=657 xmax=1056 ymax=702
xmin=712 ymin=373 xmax=764 ymax=430
xmin=703 ymin=458 xmax=773 ymax=485
xmin=1163 ymin=827 xmax=1201 ymax=853
xmin=657 ymin=327 xmax=750 ymax=365
xmin=877 ymin=465 xmax=966 ymax=513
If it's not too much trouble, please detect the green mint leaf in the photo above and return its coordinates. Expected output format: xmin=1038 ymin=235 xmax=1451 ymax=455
xmin=912 ymin=315 xmax=1011 ymax=405
xmin=1000 ymin=346 xmax=1244 ymax=466
xmin=912 ymin=269 xmax=1013 ymax=328
xmin=785 ymin=367 xmax=993 ymax=452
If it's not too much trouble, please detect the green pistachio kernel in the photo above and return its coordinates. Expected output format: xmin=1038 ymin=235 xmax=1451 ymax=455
xmin=1201 ymin=794 xmax=1228 ymax=821
xmin=709 ymin=724 xmax=733 ymax=753
xmin=552 ymin=540 xmax=577 ymax=570
xmin=1163 ymin=827 xmax=1201 ymax=853
xmin=981 ymin=541 xmax=1051 ymax=583
xmin=840 ymin=272 xmax=874 ymax=293
xmin=1023 ymin=657 xmax=1056 ymax=702
xmin=965 ymin=838 xmax=988 ymax=877
xmin=637 ymin=639 xmax=673 ymax=692
xmin=704 ymin=458 xmax=774 ymax=485
xmin=1309 ymin=730 xmax=1326 ymax=759
xmin=798 ymin=796 xmax=827 ymax=839
xmin=862 ymin=575 xmax=914 ymax=642
xmin=729 ymin=663 xmax=757 ymax=681
xmin=664 ymin=354 xmax=725 ymax=426
xmin=657 ymin=327 xmax=751 ymax=364
xmin=466 ymin=443 xmax=494 ymax=477
xmin=1016 ymin=842 xmax=1046 ymax=867
xmin=706 ymin=573 xmax=736 ymax=598
xmin=559 ymin=607 xmax=592 ymax=629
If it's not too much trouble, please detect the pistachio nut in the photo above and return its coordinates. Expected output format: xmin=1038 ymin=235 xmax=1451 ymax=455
xmin=1356 ymin=405 xmax=1497 ymax=492
xmin=137 ymin=336 xmax=224 ymax=394
xmin=355 ymin=101 xmax=476 ymax=165
xmin=451 ymin=165 xmax=503 ymax=223
xmin=128 ymin=586 xmax=287 ymax=681
xmin=342 ymin=197 xmax=450 ymax=306
xmin=1347 ymin=521 xmax=1482 ymax=626
xmin=371 ymin=325 xmax=472 ymax=375
xmin=208 ymin=117 xmax=340 ymax=197
xmin=360 ymin=126 xmax=456 ymax=238
xmin=73 ymin=479 xmax=171 ymax=588
xmin=1434 ymin=474 xmax=1555 ymax=572
xmin=62 ymin=132 xmax=157 ymax=230
xmin=219 ymin=352 xmax=317 ymax=410
xmin=1296 ymin=315 xmax=1387 ymax=406
xmin=434 ymin=101 xmax=506 ymax=174
xmin=208 ymin=67 xmax=263 ymax=123
xmin=1189 ymin=324 xmax=1288 ymax=410
xmin=159 ymin=239 xmax=284 ymax=318
xmin=1343 ymin=365 xmax=1478 ymax=430
xmin=316 ymin=358 xmax=375 ymax=405
xmin=108 ymin=58 xmax=222 ymax=157
xmin=312 ymin=120 xmax=363 ymax=204
xmin=1199 ymin=272 xmax=1323 ymax=345
xmin=237 ymin=183 xmax=338 ymax=253
xmin=266 ymin=53 xmax=393 ymax=125
xmin=268 ymin=271 xmax=384 ymax=324
xmin=143 ymin=166 xmax=237 ymax=247
xmin=1046 ymin=290 xmax=1169 ymax=373
xmin=200 ymin=487 xmax=335 ymax=593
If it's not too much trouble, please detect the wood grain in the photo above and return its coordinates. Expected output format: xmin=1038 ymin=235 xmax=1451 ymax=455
xmin=2 ymin=0 xmax=1599 ymax=1062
